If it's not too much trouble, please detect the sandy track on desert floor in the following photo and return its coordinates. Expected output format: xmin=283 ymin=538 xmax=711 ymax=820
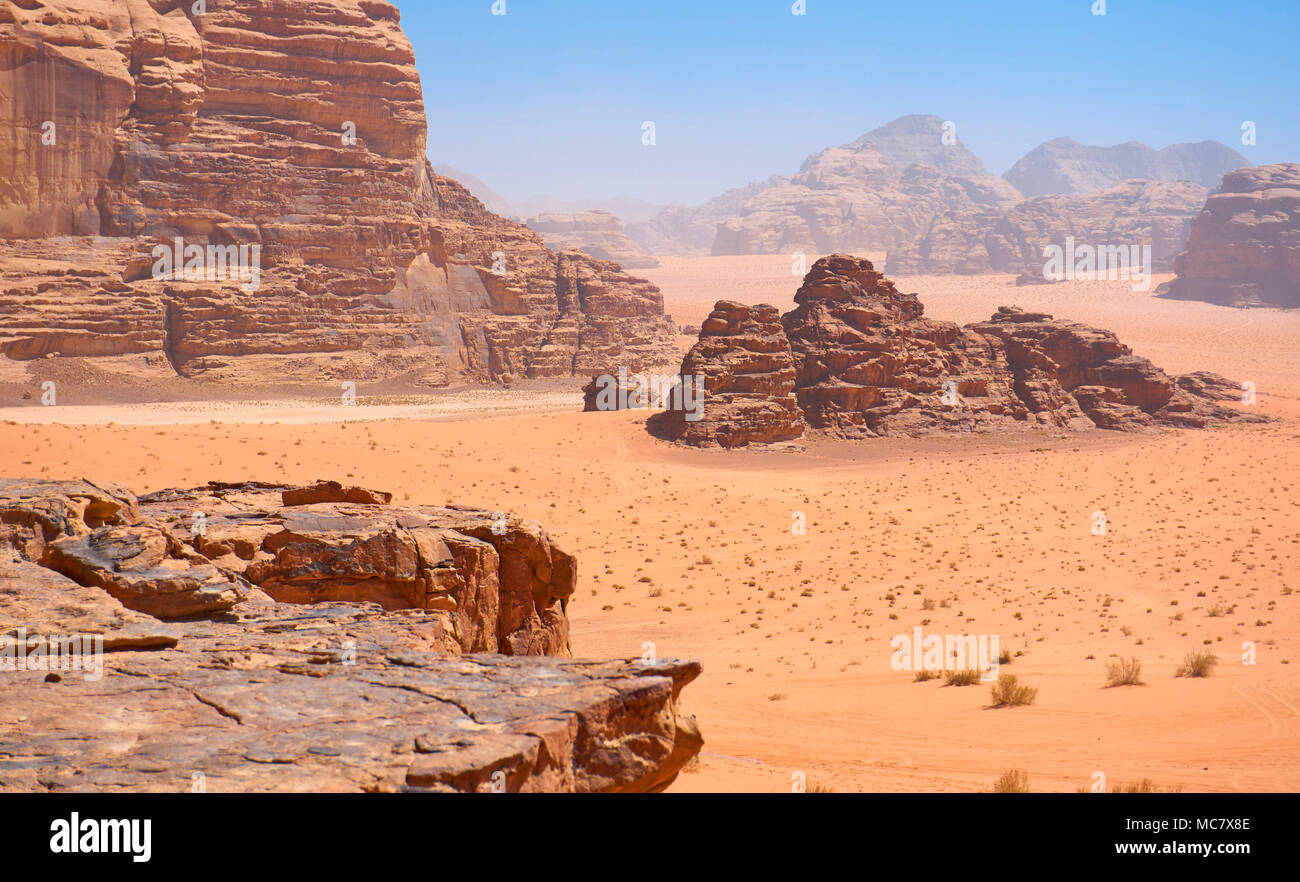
xmin=1 ymin=264 xmax=1297 ymax=792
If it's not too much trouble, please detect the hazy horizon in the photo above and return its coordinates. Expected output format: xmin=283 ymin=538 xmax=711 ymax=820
xmin=398 ymin=0 xmax=1296 ymax=207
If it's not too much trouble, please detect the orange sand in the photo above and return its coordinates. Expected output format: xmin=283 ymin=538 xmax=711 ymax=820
xmin=2 ymin=257 xmax=1297 ymax=793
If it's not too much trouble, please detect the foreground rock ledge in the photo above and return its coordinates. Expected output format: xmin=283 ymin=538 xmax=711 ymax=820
xmin=0 ymin=479 xmax=704 ymax=792
xmin=0 ymin=598 xmax=702 ymax=793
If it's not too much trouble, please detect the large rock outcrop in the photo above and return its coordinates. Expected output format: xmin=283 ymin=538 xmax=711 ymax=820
xmin=888 ymin=180 xmax=1207 ymax=277
xmin=651 ymin=301 xmax=805 ymax=448
xmin=1003 ymin=137 xmax=1250 ymax=197
xmin=0 ymin=0 xmax=675 ymax=387
xmin=0 ymin=477 xmax=703 ymax=792
xmin=659 ymin=256 xmax=1266 ymax=444
xmin=1157 ymin=163 xmax=1300 ymax=308
xmin=1 ymin=478 xmax=575 ymax=654
xmin=527 ymin=210 xmax=659 ymax=269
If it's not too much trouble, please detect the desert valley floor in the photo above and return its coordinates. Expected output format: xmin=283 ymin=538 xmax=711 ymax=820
xmin=2 ymin=257 xmax=1297 ymax=793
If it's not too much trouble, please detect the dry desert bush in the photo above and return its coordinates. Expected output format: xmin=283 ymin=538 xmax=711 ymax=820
xmin=1175 ymin=649 xmax=1218 ymax=678
xmin=1106 ymin=656 xmax=1145 ymax=687
xmin=993 ymin=769 xmax=1030 ymax=793
xmin=990 ymin=673 xmax=1038 ymax=707
xmin=943 ymin=669 xmax=983 ymax=686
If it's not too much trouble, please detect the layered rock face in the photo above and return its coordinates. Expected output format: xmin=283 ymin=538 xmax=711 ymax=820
xmin=1157 ymin=163 xmax=1300 ymax=308
xmin=0 ymin=0 xmax=675 ymax=386
xmin=663 ymin=256 xmax=1265 ymax=444
xmin=653 ymin=301 xmax=805 ymax=448
xmin=888 ymin=180 xmax=1207 ymax=276
xmin=0 ymin=478 xmax=702 ymax=792
xmin=1003 ymin=137 xmax=1250 ymax=197
xmin=527 ymin=210 xmax=659 ymax=269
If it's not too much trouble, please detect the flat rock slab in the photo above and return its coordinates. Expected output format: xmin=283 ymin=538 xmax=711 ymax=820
xmin=0 ymin=601 xmax=701 ymax=793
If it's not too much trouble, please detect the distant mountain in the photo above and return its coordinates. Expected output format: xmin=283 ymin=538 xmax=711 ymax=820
xmin=846 ymin=113 xmax=989 ymax=177
xmin=627 ymin=115 xmax=1021 ymax=257
xmin=526 ymin=210 xmax=659 ymax=269
xmin=1003 ymin=138 xmax=1250 ymax=197
xmin=888 ymin=179 xmax=1208 ymax=276
xmin=510 ymin=194 xmax=665 ymax=226
xmin=431 ymin=164 xmax=517 ymax=219
xmin=431 ymin=165 xmax=664 ymax=226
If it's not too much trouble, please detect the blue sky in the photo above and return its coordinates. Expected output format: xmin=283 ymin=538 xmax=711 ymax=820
xmin=396 ymin=0 xmax=1298 ymax=206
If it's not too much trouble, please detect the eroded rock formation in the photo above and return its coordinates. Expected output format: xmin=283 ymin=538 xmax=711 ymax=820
xmin=1157 ymin=163 xmax=1300 ymax=308
xmin=527 ymin=210 xmax=659 ymax=269
xmin=653 ymin=301 xmax=805 ymax=448
xmin=0 ymin=477 xmax=702 ymax=792
xmin=0 ymin=0 xmax=675 ymax=387
xmin=659 ymin=256 xmax=1265 ymax=444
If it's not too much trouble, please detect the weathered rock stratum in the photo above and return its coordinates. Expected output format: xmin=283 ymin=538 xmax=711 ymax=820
xmin=0 ymin=0 xmax=675 ymax=388
xmin=0 ymin=477 xmax=702 ymax=792
xmin=650 ymin=256 xmax=1265 ymax=445
xmin=1157 ymin=163 xmax=1300 ymax=308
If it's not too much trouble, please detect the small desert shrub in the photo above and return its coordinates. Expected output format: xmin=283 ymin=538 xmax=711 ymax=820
xmin=767 ymin=692 xmax=788 ymax=701
xmin=914 ymin=669 xmax=938 ymax=682
xmin=1106 ymin=656 xmax=1145 ymax=687
xmin=990 ymin=673 xmax=1038 ymax=707
xmin=993 ymin=769 xmax=1030 ymax=793
xmin=1175 ymin=649 xmax=1218 ymax=678
xmin=944 ymin=669 xmax=982 ymax=686
xmin=1084 ymin=778 xmax=1183 ymax=794
xmin=806 ymin=781 xmax=836 ymax=793
xmin=998 ymin=648 xmax=1012 ymax=665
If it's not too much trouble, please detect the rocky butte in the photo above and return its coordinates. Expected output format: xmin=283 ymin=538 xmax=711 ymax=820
xmin=0 ymin=0 xmax=676 ymax=388
xmin=0 ymin=478 xmax=702 ymax=792
xmin=1157 ymin=163 xmax=1300 ymax=309
xmin=634 ymin=256 xmax=1266 ymax=447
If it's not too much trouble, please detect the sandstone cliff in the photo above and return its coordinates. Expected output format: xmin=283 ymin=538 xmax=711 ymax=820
xmin=0 ymin=0 xmax=676 ymax=388
xmin=1157 ymin=163 xmax=1300 ymax=309
xmin=0 ymin=477 xmax=702 ymax=792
